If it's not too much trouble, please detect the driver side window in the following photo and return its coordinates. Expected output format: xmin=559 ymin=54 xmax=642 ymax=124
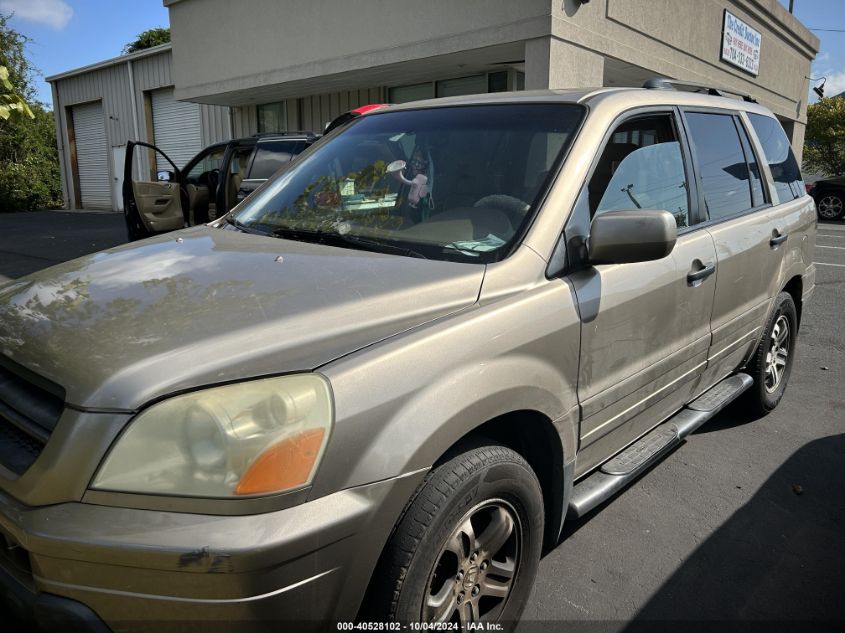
xmin=588 ymin=114 xmax=691 ymax=228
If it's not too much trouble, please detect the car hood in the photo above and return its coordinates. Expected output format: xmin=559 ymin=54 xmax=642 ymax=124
xmin=0 ymin=226 xmax=483 ymax=410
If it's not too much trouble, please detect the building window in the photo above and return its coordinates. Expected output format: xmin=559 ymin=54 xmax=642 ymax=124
xmin=389 ymin=83 xmax=435 ymax=104
xmin=258 ymin=102 xmax=286 ymax=133
xmin=488 ymin=71 xmax=509 ymax=93
xmin=436 ymin=74 xmax=487 ymax=98
xmin=389 ymin=70 xmax=525 ymax=104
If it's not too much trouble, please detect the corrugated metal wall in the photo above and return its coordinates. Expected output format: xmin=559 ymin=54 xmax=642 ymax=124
xmin=232 ymin=88 xmax=383 ymax=138
xmin=298 ymin=87 xmax=385 ymax=132
xmin=51 ymin=47 xmax=231 ymax=210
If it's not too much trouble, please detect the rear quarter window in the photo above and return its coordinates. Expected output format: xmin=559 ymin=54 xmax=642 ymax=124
xmin=248 ymin=140 xmax=307 ymax=180
xmin=747 ymin=113 xmax=805 ymax=203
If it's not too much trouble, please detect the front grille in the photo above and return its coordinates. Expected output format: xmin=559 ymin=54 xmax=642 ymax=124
xmin=0 ymin=361 xmax=65 ymax=476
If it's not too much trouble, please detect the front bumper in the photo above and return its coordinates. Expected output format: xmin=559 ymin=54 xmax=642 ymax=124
xmin=0 ymin=470 xmax=426 ymax=632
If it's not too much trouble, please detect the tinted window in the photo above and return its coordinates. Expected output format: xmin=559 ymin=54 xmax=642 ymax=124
xmin=685 ymin=112 xmax=753 ymax=220
xmin=747 ymin=113 xmax=804 ymax=203
xmin=248 ymin=141 xmax=306 ymax=180
xmin=589 ymin=115 xmax=690 ymax=228
xmin=736 ymin=119 xmax=766 ymax=207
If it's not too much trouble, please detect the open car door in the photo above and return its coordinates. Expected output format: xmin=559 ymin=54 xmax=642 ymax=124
xmin=123 ymin=140 xmax=186 ymax=241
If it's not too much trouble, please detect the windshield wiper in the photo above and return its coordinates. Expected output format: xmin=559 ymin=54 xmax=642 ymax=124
xmin=225 ymin=215 xmax=269 ymax=236
xmin=271 ymin=226 xmax=427 ymax=259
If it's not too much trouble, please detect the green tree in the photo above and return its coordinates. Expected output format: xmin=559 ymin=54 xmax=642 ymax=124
xmin=803 ymin=97 xmax=845 ymax=177
xmin=0 ymin=14 xmax=62 ymax=211
xmin=122 ymin=27 xmax=170 ymax=54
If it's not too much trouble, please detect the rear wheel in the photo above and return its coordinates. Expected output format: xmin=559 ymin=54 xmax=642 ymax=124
xmin=741 ymin=292 xmax=797 ymax=416
xmin=367 ymin=444 xmax=543 ymax=626
xmin=816 ymin=192 xmax=845 ymax=221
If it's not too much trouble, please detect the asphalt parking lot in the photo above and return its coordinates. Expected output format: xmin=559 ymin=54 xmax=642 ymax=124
xmin=0 ymin=211 xmax=842 ymax=630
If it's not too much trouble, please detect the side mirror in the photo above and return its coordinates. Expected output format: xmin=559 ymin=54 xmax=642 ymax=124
xmin=588 ymin=209 xmax=677 ymax=265
xmin=157 ymin=170 xmax=174 ymax=182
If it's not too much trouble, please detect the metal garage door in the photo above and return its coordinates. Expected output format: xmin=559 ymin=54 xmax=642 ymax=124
xmin=72 ymin=101 xmax=111 ymax=210
xmin=151 ymin=88 xmax=202 ymax=172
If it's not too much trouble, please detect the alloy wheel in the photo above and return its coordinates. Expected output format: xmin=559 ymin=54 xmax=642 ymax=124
xmin=422 ymin=499 xmax=521 ymax=625
xmin=817 ymin=195 xmax=843 ymax=220
xmin=765 ymin=315 xmax=790 ymax=393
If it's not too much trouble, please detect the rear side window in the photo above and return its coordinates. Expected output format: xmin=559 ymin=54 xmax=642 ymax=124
xmin=248 ymin=140 xmax=306 ymax=180
xmin=747 ymin=113 xmax=804 ymax=203
xmin=685 ymin=112 xmax=754 ymax=221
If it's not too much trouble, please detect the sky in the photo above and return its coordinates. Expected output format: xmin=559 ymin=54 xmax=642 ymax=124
xmin=1 ymin=0 xmax=845 ymax=106
xmin=1 ymin=0 xmax=168 ymax=104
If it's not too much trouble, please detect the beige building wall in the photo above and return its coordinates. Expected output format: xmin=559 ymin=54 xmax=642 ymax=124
xmin=166 ymin=0 xmax=818 ymax=156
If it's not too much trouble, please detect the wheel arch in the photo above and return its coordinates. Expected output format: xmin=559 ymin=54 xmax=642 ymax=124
xmin=434 ymin=409 xmax=571 ymax=554
xmin=782 ymin=274 xmax=803 ymax=327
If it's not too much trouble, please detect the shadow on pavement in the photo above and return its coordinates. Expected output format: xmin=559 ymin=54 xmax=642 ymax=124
xmin=622 ymin=432 xmax=845 ymax=629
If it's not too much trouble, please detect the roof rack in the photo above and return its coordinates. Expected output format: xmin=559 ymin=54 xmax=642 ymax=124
xmin=642 ymin=77 xmax=758 ymax=103
xmin=251 ymin=131 xmax=320 ymax=138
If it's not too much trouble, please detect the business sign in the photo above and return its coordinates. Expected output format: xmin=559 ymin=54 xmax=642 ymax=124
xmin=721 ymin=10 xmax=761 ymax=76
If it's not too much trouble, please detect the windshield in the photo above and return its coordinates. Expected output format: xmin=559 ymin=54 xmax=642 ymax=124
xmin=231 ymin=104 xmax=584 ymax=262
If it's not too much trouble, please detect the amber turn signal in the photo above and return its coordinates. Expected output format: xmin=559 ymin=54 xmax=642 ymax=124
xmin=235 ymin=428 xmax=326 ymax=495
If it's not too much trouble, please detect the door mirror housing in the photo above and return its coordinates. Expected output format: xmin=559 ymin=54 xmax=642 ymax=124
xmin=157 ymin=170 xmax=175 ymax=183
xmin=588 ymin=209 xmax=677 ymax=265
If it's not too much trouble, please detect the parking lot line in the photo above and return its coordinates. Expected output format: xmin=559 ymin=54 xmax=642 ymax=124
xmin=815 ymin=262 xmax=845 ymax=267
xmin=817 ymin=245 xmax=845 ymax=250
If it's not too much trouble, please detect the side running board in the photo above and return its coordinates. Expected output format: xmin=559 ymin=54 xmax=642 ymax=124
xmin=567 ymin=373 xmax=753 ymax=519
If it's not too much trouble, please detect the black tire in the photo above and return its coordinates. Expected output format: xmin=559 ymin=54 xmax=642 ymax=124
xmin=741 ymin=291 xmax=798 ymax=416
xmin=815 ymin=191 xmax=845 ymax=221
xmin=367 ymin=444 xmax=544 ymax=627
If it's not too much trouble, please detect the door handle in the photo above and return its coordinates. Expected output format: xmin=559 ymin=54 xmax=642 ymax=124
xmin=770 ymin=232 xmax=788 ymax=247
xmin=687 ymin=262 xmax=716 ymax=286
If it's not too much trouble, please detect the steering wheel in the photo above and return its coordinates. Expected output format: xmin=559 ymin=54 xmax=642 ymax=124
xmin=207 ymin=168 xmax=220 ymax=194
xmin=473 ymin=194 xmax=530 ymax=226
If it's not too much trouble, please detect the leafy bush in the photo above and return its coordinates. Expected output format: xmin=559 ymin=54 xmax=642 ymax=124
xmin=0 ymin=14 xmax=62 ymax=211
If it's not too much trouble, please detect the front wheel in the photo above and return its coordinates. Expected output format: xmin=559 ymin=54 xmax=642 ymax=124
xmin=367 ymin=444 xmax=544 ymax=626
xmin=741 ymin=291 xmax=798 ymax=416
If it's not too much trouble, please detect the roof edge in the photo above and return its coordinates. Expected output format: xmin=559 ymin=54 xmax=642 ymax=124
xmin=46 ymin=43 xmax=172 ymax=83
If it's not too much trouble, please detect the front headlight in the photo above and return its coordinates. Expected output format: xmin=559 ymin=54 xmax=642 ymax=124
xmin=91 ymin=374 xmax=333 ymax=498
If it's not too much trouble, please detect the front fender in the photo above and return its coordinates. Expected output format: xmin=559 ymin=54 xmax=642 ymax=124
xmin=311 ymin=281 xmax=581 ymax=499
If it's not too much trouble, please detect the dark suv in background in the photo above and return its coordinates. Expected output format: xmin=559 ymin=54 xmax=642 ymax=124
xmin=123 ymin=131 xmax=320 ymax=240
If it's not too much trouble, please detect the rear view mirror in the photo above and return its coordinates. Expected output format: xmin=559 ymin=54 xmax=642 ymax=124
xmin=588 ymin=209 xmax=677 ymax=265
xmin=157 ymin=170 xmax=174 ymax=182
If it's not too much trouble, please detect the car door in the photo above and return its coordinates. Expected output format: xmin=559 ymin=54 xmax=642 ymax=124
xmin=679 ymin=110 xmax=786 ymax=389
xmin=217 ymin=142 xmax=256 ymax=217
xmin=123 ymin=141 xmax=185 ymax=241
xmin=568 ymin=110 xmax=718 ymax=477
xmin=235 ymin=139 xmax=308 ymax=205
xmin=181 ymin=142 xmax=227 ymax=225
